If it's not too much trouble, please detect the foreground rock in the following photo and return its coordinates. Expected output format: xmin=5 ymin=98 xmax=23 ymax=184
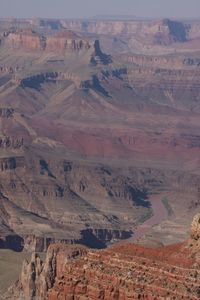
xmin=191 ymin=213 xmax=200 ymax=240
xmin=3 ymin=213 xmax=200 ymax=300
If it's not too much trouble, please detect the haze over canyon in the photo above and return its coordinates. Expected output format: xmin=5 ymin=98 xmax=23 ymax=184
xmin=0 ymin=15 xmax=199 ymax=299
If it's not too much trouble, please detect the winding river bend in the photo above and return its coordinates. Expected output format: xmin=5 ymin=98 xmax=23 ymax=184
xmin=129 ymin=195 xmax=169 ymax=242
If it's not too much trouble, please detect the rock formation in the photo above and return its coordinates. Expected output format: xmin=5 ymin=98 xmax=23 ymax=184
xmin=45 ymin=31 xmax=91 ymax=52
xmin=190 ymin=213 xmax=200 ymax=240
xmin=60 ymin=18 xmax=189 ymax=42
xmin=0 ymin=18 xmax=199 ymax=254
xmin=20 ymin=245 xmax=87 ymax=300
xmin=8 ymin=214 xmax=200 ymax=300
xmin=5 ymin=29 xmax=91 ymax=52
xmin=6 ymin=30 xmax=42 ymax=50
xmin=0 ymin=108 xmax=14 ymax=118
xmin=90 ymin=40 xmax=112 ymax=65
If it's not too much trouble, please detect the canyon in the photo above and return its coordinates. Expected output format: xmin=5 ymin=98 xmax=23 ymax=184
xmin=0 ymin=16 xmax=199 ymax=298
xmin=0 ymin=17 xmax=199 ymax=250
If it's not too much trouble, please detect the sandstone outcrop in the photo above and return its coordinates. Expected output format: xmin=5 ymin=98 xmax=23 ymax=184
xmin=19 ymin=244 xmax=87 ymax=300
xmin=5 ymin=29 xmax=91 ymax=53
xmin=6 ymin=30 xmax=42 ymax=51
xmin=14 ymin=216 xmax=200 ymax=300
xmin=45 ymin=31 xmax=91 ymax=52
xmin=190 ymin=213 xmax=200 ymax=240
xmin=60 ymin=18 xmax=189 ymax=42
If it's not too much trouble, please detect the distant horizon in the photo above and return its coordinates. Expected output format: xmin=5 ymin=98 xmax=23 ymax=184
xmin=0 ymin=15 xmax=200 ymax=22
xmin=0 ymin=0 xmax=200 ymax=20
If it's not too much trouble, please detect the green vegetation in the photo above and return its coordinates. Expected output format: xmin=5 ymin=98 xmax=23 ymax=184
xmin=161 ymin=196 xmax=174 ymax=216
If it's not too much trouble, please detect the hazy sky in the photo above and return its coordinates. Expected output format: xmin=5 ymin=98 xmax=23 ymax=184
xmin=0 ymin=0 xmax=200 ymax=19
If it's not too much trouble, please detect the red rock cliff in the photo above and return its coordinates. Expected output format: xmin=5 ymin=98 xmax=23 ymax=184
xmin=5 ymin=29 xmax=91 ymax=52
xmin=17 ymin=215 xmax=200 ymax=300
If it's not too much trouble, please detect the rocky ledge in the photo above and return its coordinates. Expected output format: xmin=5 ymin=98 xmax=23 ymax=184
xmin=5 ymin=213 xmax=200 ymax=300
xmin=5 ymin=29 xmax=91 ymax=52
xmin=191 ymin=213 xmax=200 ymax=240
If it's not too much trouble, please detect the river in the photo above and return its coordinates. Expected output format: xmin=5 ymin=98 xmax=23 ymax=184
xmin=128 ymin=194 xmax=169 ymax=242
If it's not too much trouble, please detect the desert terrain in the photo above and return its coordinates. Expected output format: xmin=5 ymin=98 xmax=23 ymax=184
xmin=0 ymin=17 xmax=199 ymax=298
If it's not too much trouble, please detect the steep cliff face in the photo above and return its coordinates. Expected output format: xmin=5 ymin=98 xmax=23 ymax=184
xmin=6 ymin=30 xmax=42 ymax=50
xmin=14 ymin=216 xmax=200 ymax=300
xmin=60 ymin=19 xmax=188 ymax=40
xmin=20 ymin=245 xmax=87 ymax=300
xmin=5 ymin=30 xmax=91 ymax=52
xmin=190 ymin=213 xmax=200 ymax=240
xmin=45 ymin=31 xmax=91 ymax=52
xmin=44 ymin=18 xmax=200 ymax=55
xmin=153 ymin=19 xmax=188 ymax=44
xmin=2 ymin=18 xmax=200 ymax=55
xmin=60 ymin=18 xmax=190 ymax=46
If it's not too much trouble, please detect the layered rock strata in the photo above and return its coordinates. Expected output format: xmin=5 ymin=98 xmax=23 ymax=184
xmin=5 ymin=30 xmax=91 ymax=52
xmin=13 ymin=215 xmax=200 ymax=300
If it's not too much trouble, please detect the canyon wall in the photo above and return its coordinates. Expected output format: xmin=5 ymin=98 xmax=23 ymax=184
xmin=61 ymin=19 xmax=190 ymax=42
xmin=5 ymin=30 xmax=91 ymax=52
xmin=11 ymin=214 xmax=200 ymax=300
